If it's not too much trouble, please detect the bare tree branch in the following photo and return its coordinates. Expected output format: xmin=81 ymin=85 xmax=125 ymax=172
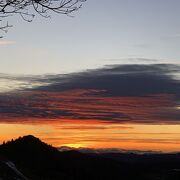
xmin=0 ymin=0 xmax=86 ymax=37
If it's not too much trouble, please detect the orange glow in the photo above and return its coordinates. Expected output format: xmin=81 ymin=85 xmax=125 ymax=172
xmin=0 ymin=90 xmax=179 ymax=152
xmin=0 ymin=122 xmax=180 ymax=152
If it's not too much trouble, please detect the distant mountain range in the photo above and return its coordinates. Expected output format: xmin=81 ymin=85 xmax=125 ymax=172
xmin=58 ymin=146 xmax=162 ymax=154
xmin=0 ymin=135 xmax=180 ymax=180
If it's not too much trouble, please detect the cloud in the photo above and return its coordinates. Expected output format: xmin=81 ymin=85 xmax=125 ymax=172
xmin=0 ymin=41 xmax=15 ymax=45
xmin=0 ymin=74 xmax=51 ymax=92
xmin=35 ymin=64 xmax=180 ymax=98
xmin=54 ymin=124 xmax=133 ymax=130
xmin=0 ymin=63 xmax=179 ymax=124
xmin=161 ymin=33 xmax=180 ymax=42
xmin=104 ymin=58 xmax=159 ymax=63
xmin=131 ymin=44 xmax=154 ymax=49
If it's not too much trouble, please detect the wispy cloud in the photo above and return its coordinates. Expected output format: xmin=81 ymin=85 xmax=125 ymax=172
xmin=0 ymin=74 xmax=51 ymax=92
xmin=103 ymin=58 xmax=159 ymax=64
xmin=0 ymin=40 xmax=15 ymax=45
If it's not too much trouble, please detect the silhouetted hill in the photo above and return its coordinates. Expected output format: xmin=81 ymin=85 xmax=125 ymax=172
xmin=0 ymin=135 xmax=128 ymax=180
xmin=0 ymin=135 xmax=180 ymax=180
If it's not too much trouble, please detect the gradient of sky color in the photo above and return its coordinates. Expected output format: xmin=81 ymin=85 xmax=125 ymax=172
xmin=0 ymin=1 xmax=180 ymax=152
xmin=0 ymin=0 xmax=180 ymax=74
xmin=0 ymin=63 xmax=179 ymax=152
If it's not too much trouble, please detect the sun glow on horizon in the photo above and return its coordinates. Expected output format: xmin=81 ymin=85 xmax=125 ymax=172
xmin=0 ymin=122 xmax=180 ymax=152
xmin=61 ymin=143 xmax=87 ymax=149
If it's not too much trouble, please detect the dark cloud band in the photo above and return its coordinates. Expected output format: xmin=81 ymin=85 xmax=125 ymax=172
xmin=0 ymin=63 xmax=179 ymax=124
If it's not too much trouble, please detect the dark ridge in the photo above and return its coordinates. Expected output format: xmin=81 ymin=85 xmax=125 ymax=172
xmin=0 ymin=135 xmax=127 ymax=180
xmin=1 ymin=135 xmax=180 ymax=180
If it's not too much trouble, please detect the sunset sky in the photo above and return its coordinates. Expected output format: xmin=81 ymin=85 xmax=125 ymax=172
xmin=0 ymin=0 xmax=180 ymax=152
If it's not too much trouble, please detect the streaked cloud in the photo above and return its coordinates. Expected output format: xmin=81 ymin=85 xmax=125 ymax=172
xmin=0 ymin=63 xmax=179 ymax=124
xmin=104 ymin=58 xmax=159 ymax=64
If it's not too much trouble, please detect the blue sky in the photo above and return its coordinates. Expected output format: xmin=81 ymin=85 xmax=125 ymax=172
xmin=0 ymin=0 xmax=180 ymax=74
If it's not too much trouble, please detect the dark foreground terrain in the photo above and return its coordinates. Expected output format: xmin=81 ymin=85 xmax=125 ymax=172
xmin=0 ymin=135 xmax=180 ymax=180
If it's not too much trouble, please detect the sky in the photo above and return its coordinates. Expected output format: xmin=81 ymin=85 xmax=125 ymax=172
xmin=0 ymin=0 xmax=180 ymax=152
xmin=0 ymin=0 xmax=180 ymax=74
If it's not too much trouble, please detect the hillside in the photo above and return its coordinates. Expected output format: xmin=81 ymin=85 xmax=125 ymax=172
xmin=0 ymin=135 xmax=180 ymax=180
xmin=0 ymin=135 xmax=127 ymax=180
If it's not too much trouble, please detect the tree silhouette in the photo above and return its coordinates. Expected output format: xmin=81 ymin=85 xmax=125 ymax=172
xmin=0 ymin=0 xmax=86 ymax=37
